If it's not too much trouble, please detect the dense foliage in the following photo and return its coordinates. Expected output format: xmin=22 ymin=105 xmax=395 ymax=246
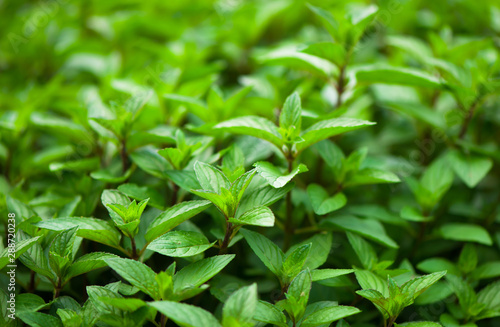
xmin=1 ymin=0 xmax=500 ymax=326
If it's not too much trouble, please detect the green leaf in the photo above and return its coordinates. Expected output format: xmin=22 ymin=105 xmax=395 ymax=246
xmin=254 ymin=301 xmax=288 ymax=327
xmin=447 ymin=150 xmax=493 ymax=188
xmin=297 ymin=118 xmax=375 ymax=153
xmin=259 ymin=48 xmax=337 ymax=79
xmin=471 ymin=261 xmax=500 ymax=280
xmin=355 ymin=65 xmax=444 ymax=88
xmin=282 ymin=244 xmax=312 ymax=281
xmin=147 ymin=231 xmax=215 ymax=257
xmin=311 ymin=269 xmax=354 ymax=281
xmin=346 ymin=168 xmax=400 ymax=186
xmin=213 ymin=116 xmax=283 ymax=149
xmin=254 ymin=162 xmax=308 ymax=188
xmin=17 ymin=312 xmax=63 ymax=327
xmin=301 ymin=305 xmax=361 ymax=327
xmin=65 ymin=252 xmax=118 ymax=280
xmin=19 ymin=240 xmax=55 ymax=281
xmin=417 ymin=258 xmax=459 ymax=276
xmin=289 ymin=233 xmax=333 ymax=270
xmin=279 ymin=92 xmax=302 ymax=132
xmin=229 ymin=206 xmax=275 ymax=227
xmin=194 ymin=161 xmax=231 ymax=193
xmin=477 ymin=281 xmax=500 ymax=316
xmin=395 ymin=322 xmax=442 ymax=327
xmin=130 ymin=148 xmax=170 ymax=179
xmin=145 ymin=200 xmax=211 ymax=242
xmin=307 ymin=184 xmax=346 ymax=215
xmin=0 ymin=236 xmax=41 ymax=270
xmin=163 ymin=94 xmax=209 ymax=121
xmin=300 ymin=42 xmax=346 ymax=66
xmin=285 ymin=269 xmax=312 ymax=322
xmin=440 ymin=223 xmax=492 ymax=245
xmin=321 ymin=215 xmax=398 ymax=248
xmin=237 ymin=183 xmax=293 ymax=215
xmin=347 ymin=232 xmax=377 ymax=270
xmin=355 ymin=270 xmax=389 ymax=297
xmin=173 ymin=255 xmax=235 ymax=299
xmin=230 ymin=169 xmax=257 ymax=204
xmin=240 ymin=229 xmax=284 ymax=277
xmin=222 ymin=284 xmax=258 ymax=327
xmin=16 ymin=293 xmax=46 ymax=313
xmin=97 ymin=297 xmax=146 ymax=312
xmin=56 ymin=308 xmax=82 ymax=327
xmin=149 ymin=301 xmax=221 ymax=327
xmin=458 ymin=244 xmax=478 ymax=274
xmin=105 ymin=258 xmax=160 ymax=300
xmin=419 ymin=156 xmax=454 ymax=207
xmin=401 ymin=271 xmax=447 ymax=300
xmin=307 ymin=4 xmax=340 ymax=41
xmin=35 ymin=217 xmax=121 ymax=248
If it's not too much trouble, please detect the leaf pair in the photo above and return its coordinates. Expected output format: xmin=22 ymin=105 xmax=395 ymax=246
xmin=19 ymin=228 xmax=117 ymax=289
xmin=105 ymin=255 xmax=234 ymax=301
xmin=355 ymin=270 xmax=447 ymax=322
xmin=213 ymin=92 xmax=375 ymax=159
xmin=241 ymin=229 xmax=352 ymax=287
xmin=192 ymin=161 xmax=274 ymax=227
xmin=151 ymin=284 xmax=258 ymax=327
xmin=256 ymin=269 xmax=360 ymax=327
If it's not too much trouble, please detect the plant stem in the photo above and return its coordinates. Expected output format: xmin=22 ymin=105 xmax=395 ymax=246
xmin=283 ymin=158 xmax=294 ymax=251
xmin=160 ymin=313 xmax=167 ymax=327
xmin=4 ymin=149 xmax=11 ymax=182
xmin=220 ymin=222 xmax=233 ymax=254
xmin=458 ymin=97 xmax=480 ymax=139
xmin=28 ymin=270 xmax=36 ymax=292
xmin=171 ymin=182 xmax=179 ymax=206
xmin=54 ymin=279 xmax=62 ymax=300
xmin=130 ymin=237 xmax=138 ymax=260
xmin=120 ymin=139 xmax=129 ymax=173
xmin=335 ymin=65 xmax=347 ymax=108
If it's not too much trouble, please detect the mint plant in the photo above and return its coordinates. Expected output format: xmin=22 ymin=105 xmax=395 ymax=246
xmin=1 ymin=1 xmax=500 ymax=327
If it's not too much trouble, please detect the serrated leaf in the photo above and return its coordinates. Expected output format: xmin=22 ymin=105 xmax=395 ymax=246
xmin=214 ymin=116 xmax=283 ymax=149
xmin=194 ymin=161 xmax=231 ymax=193
xmin=229 ymin=206 xmax=275 ymax=227
xmin=311 ymin=269 xmax=354 ymax=281
xmin=222 ymin=284 xmax=258 ymax=326
xmin=105 ymin=258 xmax=160 ymax=300
xmin=447 ymin=150 xmax=493 ymax=188
xmin=279 ymin=92 xmax=302 ymax=132
xmin=355 ymin=65 xmax=444 ymax=88
xmin=240 ymin=229 xmax=284 ymax=277
xmin=173 ymin=255 xmax=235 ymax=297
xmin=145 ymin=200 xmax=211 ymax=242
xmin=254 ymin=162 xmax=308 ymax=188
xmin=237 ymin=183 xmax=293 ymax=215
xmin=65 ymin=252 xmax=118 ymax=281
xmin=149 ymin=301 xmax=221 ymax=327
xmin=259 ymin=49 xmax=337 ymax=79
xmin=297 ymin=118 xmax=375 ymax=153
xmin=254 ymin=301 xmax=288 ymax=327
xmin=440 ymin=223 xmax=492 ymax=245
xmin=17 ymin=311 xmax=63 ymax=327
xmin=321 ymin=215 xmax=398 ymax=248
xmin=307 ymin=184 xmax=346 ymax=215
xmin=301 ymin=305 xmax=361 ymax=327
xmin=147 ymin=231 xmax=215 ymax=257
xmin=35 ymin=218 xmax=121 ymax=248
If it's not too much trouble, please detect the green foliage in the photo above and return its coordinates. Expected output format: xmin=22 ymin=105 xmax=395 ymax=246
xmin=1 ymin=0 xmax=500 ymax=327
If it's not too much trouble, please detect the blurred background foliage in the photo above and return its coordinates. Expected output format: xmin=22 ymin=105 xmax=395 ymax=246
xmin=1 ymin=0 xmax=500 ymax=326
